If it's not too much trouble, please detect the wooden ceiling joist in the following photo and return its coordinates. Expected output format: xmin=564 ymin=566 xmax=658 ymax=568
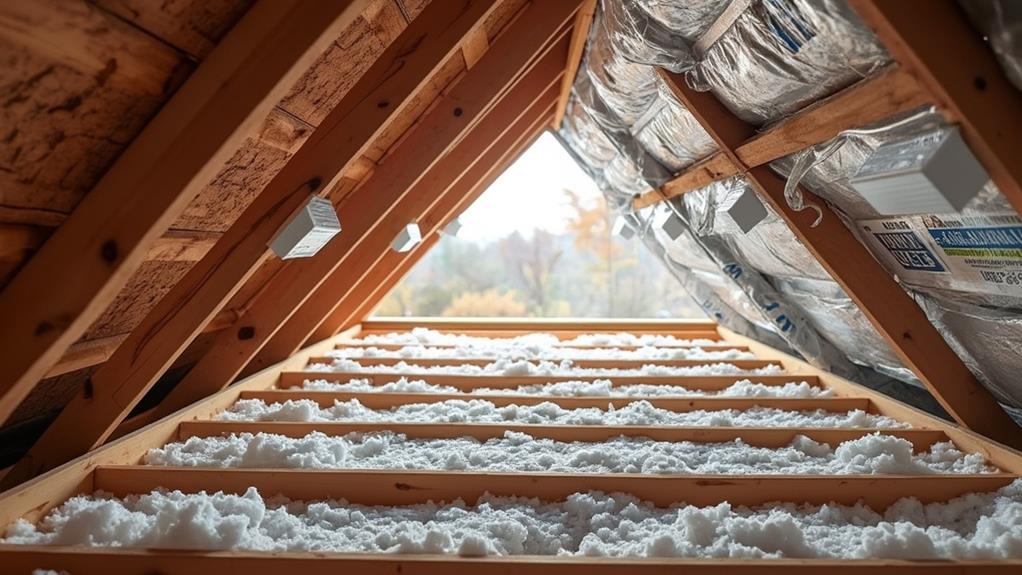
xmin=245 ymin=59 xmax=564 ymax=373
xmin=632 ymin=64 xmax=929 ymax=210
xmin=0 ymin=0 xmax=367 ymax=423
xmin=145 ymin=1 xmax=583 ymax=422
xmin=660 ymin=70 xmax=1022 ymax=449
xmin=0 ymin=0 xmax=505 ymax=489
xmin=3 ymin=320 xmax=1022 ymax=570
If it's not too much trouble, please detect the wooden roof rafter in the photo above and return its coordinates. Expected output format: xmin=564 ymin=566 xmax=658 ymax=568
xmin=241 ymin=46 xmax=567 ymax=375
xmin=137 ymin=1 xmax=583 ymax=424
xmin=0 ymin=0 xmax=510 ymax=489
xmin=0 ymin=0 xmax=371 ymax=423
xmin=311 ymin=108 xmax=553 ymax=341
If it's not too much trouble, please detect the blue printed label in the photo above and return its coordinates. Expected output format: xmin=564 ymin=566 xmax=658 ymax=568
xmin=871 ymin=231 xmax=946 ymax=272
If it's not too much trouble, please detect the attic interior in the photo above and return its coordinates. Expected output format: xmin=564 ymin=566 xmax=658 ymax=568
xmin=2 ymin=0 xmax=1022 ymax=571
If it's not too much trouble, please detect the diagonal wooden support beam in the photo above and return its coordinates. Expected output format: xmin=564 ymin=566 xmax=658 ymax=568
xmin=313 ymin=107 xmax=551 ymax=340
xmin=553 ymin=0 xmax=597 ymax=129
xmin=659 ymin=70 xmax=1022 ymax=448
xmin=148 ymin=1 xmax=583 ymax=420
xmin=848 ymin=0 xmax=1022 ymax=214
xmin=632 ymin=64 xmax=928 ymax=210
xmin=0 ymin=0 xmax=367 ymax=423
xmin=0 ymin=0 xmax=503 ymax=489
xmin=245 ymin=65 xmax=563 ymax=372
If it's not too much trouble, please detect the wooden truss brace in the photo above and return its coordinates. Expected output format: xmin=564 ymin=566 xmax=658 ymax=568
xmin=0 ymin=0 xmax=368 ymax=422
xmin=1 ymin=0 xmax=504 ymax=489
xmin=312 ymin=105 xmax=552 ymax=340
xmin=241 ymin=52 xmax=565 ymax=375
xmin=660 ymin=70 xmax=1022 ymax=448
xmin=632 ymin=64 xmax=928 ymax=209
xmin=147 ymin=1 xmax=583 ymax=420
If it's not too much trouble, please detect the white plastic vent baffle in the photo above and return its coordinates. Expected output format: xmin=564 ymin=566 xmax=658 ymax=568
xmin=392 ymin=222 xmax=422 ymax=252
xmin=849 ymin=126 xmax=988 ymax=215
xmin=268 ymin=196 xmax=341 ymax=259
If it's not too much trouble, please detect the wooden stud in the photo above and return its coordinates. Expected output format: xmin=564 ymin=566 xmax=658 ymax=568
xmin=632 ymin=64 xmax=928 ymax=210
xmin=334 ymin=341 xmax=750 ymax=352
xmin=306 ymin=356 xmax=779 ymax=370
xmin=553 ymin=0 xmax=597 ymax=129
xmin=1 ymin=0 xmax=503 ymax=488
xmin=848 ymin=0 xmax=1022 ymax=213
xmin=360 ymin=317 xmax=720 ymax=333
xmin=658 ymin=69 xmax=1022 ymax=449
xmin=239 ymin=389 xmax=869 ymax=413
xmin=3 ymin=548 xmax=1020 ymax=575
xmin=0 ymin=0 xmax=368 ymax=423
xmin=279 ymin=371 xmax=812 ymax=391
xmin=92 ymin=466 xmax=1016 ymax=509
xmin=178 ymin=420 xmax=949 ymax=452
xmin=151 ymin=2 xmax=583 ymax=420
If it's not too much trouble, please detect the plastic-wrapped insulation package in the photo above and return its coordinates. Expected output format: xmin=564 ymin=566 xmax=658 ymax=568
xmin=960 ymin=0 xmax=1022 ymax=92
xmin=679 ymin=177 xmax=904 ymax=380
xmin=586 ymin=8 xmax=718 ymax=174
xmin=694 ymin=0 xmax=890 ymax=125
xmin=780 ymin=108 xmax=1022 ymax=414
xmin=632 ymin=81 xmax=719 ymax=172
xmin=601 ymin=0 xmax=890 ymax=126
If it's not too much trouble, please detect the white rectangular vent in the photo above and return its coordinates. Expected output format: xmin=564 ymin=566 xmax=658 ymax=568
xmin=850 ymin=126 xmax=988 ymax=215
xmin=268 ymin=196 xmax=341 ymax=260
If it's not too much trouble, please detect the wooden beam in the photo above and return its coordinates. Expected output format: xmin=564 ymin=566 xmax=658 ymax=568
xmin=657 ymin=70 xmax=1022 ymax=448
xmin=848 ymin=0 xmax=1022 ymax=213
xmin=178 ymin=420 xmax=949 ymax=451
xmin=249 ymin=77 xmax=562 ymax=372
xmin=333 ymin=341 xmax=751 ymax=351
xmin=311 ymin=96 xmax=554 ymax=340
xmin=239 ymin=389 xmax=869 ymax=413
xmin=150 ymin=2 xmax=582 ymax=419
xmin=1 ymin=0 xmax=503 ymax=489
xmin=41 ymin=309 xmax=238 ymax=379
xmin=279 ymin=371 xmax=808 ymax=391
xmin=4 ymin=548 xmax=1020 ymax=575
xmin=93 ymin=466 xmax=1015 ymax=509
xmin=553 ymin=0 xmax=597 ymax=129
xmin=0 ymin=0 xmax=366 ymax=422
xmin=632 ymin=64 xmax=928 ymax=210
xmin=360 ymin=317 xmax=721 ymax=333
xmin=305 ymin=356 xmax=780 ymax=370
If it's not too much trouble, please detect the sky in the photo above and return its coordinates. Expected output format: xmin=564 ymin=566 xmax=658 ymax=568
xmin=455 ymin=132 xmax=602 ymax=242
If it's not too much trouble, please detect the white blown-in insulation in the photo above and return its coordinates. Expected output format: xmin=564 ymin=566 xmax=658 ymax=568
xmin=306 ymin=358 xmax=783 ymax=378
xmin=357 ymin=328 xmax=719 ymax=348
xmin=216 ymin=398 xmax=908 ymax=429
xmin=329 ymin=345 xmax=756 ymax=361
xmin=145 ymin=430 xmax=994 ymax=475
xmin=299 ymin=377 xmax=833 ymax=399
xmin=7 ymin=483 xmax=1022 ymax=558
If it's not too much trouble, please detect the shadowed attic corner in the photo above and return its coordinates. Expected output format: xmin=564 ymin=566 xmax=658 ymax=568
xmin=0 ymin=0 xmax=1021 ymax=571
